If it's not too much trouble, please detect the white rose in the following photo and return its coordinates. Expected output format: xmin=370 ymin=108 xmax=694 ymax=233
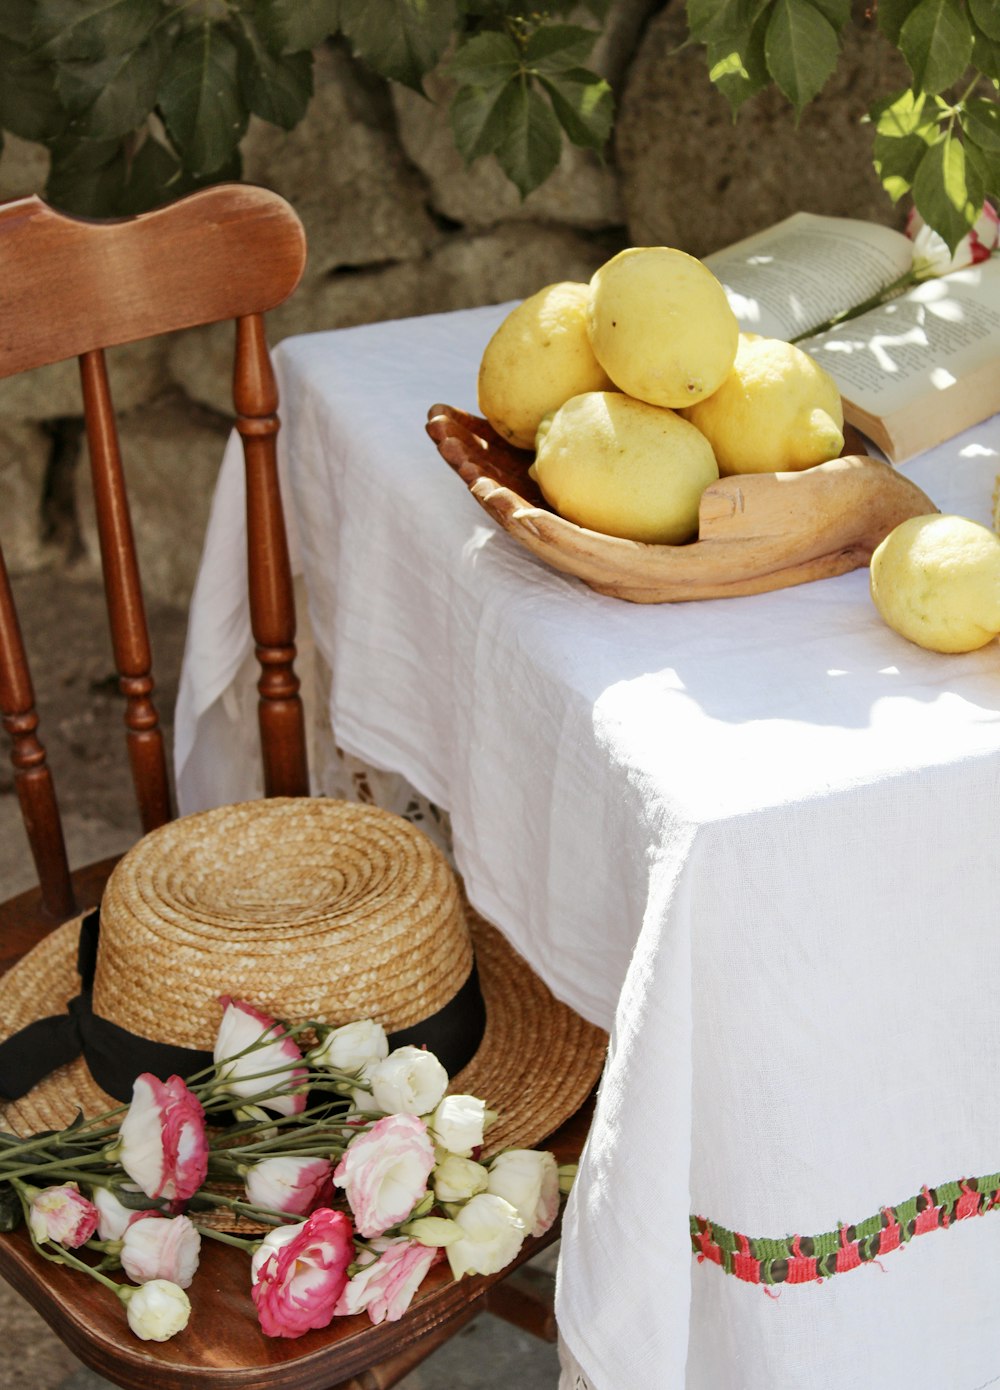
xmin=429 ymin=1094 xmax=486 ymax=1156
xmin=487 ymin=1150 xmax=560 ymax=1237
xmin=124 ymin=1279 xmax=191 ymax=1341
xmin=311 ymin=1019 xmax=389 ymax=1075
xmin=433 ymin=1155 xmax=489 ymax=1203
xmin=445 ymin=1193 xmax=526 ymax=1278
xmin=369 ymin=1045 xmax=448 ymax=1116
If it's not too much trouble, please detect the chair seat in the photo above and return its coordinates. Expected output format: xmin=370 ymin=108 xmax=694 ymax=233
xmin=0 ymin=1102 xmax=591 ymax=1389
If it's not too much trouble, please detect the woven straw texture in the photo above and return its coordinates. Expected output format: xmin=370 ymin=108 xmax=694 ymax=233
xmin=0 ymin=799 xmax=607 ymax=1157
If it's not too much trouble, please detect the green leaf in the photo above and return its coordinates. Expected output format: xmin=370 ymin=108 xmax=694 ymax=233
xmin=764 ymin=0 xmax=839 ymax=108
xmin=707 ymin=13 xmax=769 ymax=113
xmin=898 ymin=0 xmax=974 ymax=94
xmin=687 ymin=0 xmax=769 ymax=46
xmin=969 ymin=0 xmax=1000 ymax=42
xmin=0 ymin=1184 xmax=22 ymax=1234
xmin=234 ymin=14 xmax=313 ymax=128
xmin=0 ymin=37 xmax=66 ymax=141
xmin=872 ymin=86 xmax=931 ymax=137
xmin=964 ymin=135 xmax=1000 ymax=202
xmin=57 ymin=30 xmax=169 ymax=139
xmin=807 ymin=0 xmax=850 ymax=30
xmin=538 ymin=68 xmax=614 ymax=149
xmin=524 ymin=24 xmax=599 ymax=71
xmin=449 ymin=30 xmax=521 ymax=87
xmin=912 ymin=132 xmax=982 ymax=251
xmin=252 ymin=0 xmax=343 ymax=53
xmin=964 ymin=96 xmax=1000 ymax=151
xmin=0 ymin=0 xmax=37 ymax=40
xmin=973 ymin=31 xmax=1000 ymax=81
xmin=339 ymin=0 xmax=456 ymax=91
xmin=872 ymin=131 xmax=929 ymax=199
xmin=158 ymin=24 xmax=248 ymax=176
xmin=450 ymin=77 xmax=520 ymax=161
xmin=45 ymin=136 xmax=126 ymax=215
xmin=495 ymin=81 xmax=563 ymax=197
xmin=32 ymin=0 xmax=163 ymax=61
xmin=118 ymin=131 xmax=183 ymax=212
xmin=874 ymin=0 xmax=921 ymax=45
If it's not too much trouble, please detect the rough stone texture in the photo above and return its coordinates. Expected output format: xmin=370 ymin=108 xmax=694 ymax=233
xmin=0 ymin=339 xmax=169 ymax=424
xmin=0 ymin=419 xmax=51 ymax=573
xmin=616 ymin=4 xmax=914 ymax=257
xmin=0 ymin=132 xmax=47 ymax=201
xmin=75 ymin=390 xmax=230 ymax=607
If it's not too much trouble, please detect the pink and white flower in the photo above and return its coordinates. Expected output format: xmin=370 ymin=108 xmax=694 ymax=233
xmin=428 ymin=1094 xmax=487 ymax=1156
xmin=445 ymin=1192 xmax=526 ymax=1279
xmin=907 ymin=201 xmax=999 ymax=277
xmin=244 ymin=1156 xmax=334 ymax=1218
xmin=334 ymin=1236 xmax=438 ymax=1324
xmin=113 ymin=1073 xmax=209 ymax=1203
xmin=123 ymin=1279 xmax=191 ymax=1341
xmin=27 ymin=1183 xmax=99 ymax=1248
xmin=120 ymin=1214 xmax=202 ymax=1289
xmin=214 ymin=997 xmax=307 ymax=1118
xmin=334 ymin=1113 xmax=436 ymax=1238
xmin=486 ymin=1150 xmax=560 ymax=1237
xmin=93 ymin=1187 xmax=155 ymax=1242
xmin=250 ymin=1207 xmax=354 ymax=1338
xmin=367 ymin=1045 xmax=448 ymax=1117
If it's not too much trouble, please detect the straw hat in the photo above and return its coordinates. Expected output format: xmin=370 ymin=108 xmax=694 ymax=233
xmin=0 ymin=798 xmax=606 ymax=1155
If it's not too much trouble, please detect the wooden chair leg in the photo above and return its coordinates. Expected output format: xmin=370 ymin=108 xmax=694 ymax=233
xmin=330 ymin=1307 xmax=481 ymax=1390
xmin=484 ymin=1265 xmax=558 ymax=1343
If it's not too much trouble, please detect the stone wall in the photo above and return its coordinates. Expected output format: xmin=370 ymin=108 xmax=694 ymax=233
xmin=0 ymin=0 xmax=910 ymax=607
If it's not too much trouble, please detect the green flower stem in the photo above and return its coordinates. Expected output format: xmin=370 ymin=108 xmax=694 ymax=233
xmin=191 ymin=1191 xmax=292 ymax=1225
xmin=789 ymin=268 xmax=917 ymax=343
xmin=0 ymin=1151 xmax=117 ymax=1184
xmin=195 ymin=1225 xmax=262 ymax=1250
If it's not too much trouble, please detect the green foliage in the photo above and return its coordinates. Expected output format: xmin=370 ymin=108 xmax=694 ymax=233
xmin=688 ymin=0 xmax=1000 ymax=251
xmin=0 ymin=0 xmax=994 ymax=251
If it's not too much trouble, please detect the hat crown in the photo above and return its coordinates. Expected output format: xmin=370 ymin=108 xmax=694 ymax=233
xmin=92 ymin=799 xmax=471 ymax=1049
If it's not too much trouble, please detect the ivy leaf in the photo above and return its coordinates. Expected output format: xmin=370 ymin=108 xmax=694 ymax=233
xmin=495 ymin=81 xmax=563 ymax=197
xmin=687 ymin=0 xmax=770 ymax=47
xmin=449 ymin=30 xmax=521 ymax=87
xmin=808 ymin=0 xmax=850 ymax=30
xmin=158 ymin=24 xmax=248 ymax=177
xmin=964 ymin=134 xmax=1000 ymax=203
xmin=118 ymin=131 xmax=184 ymax=212
xmin=32 ymin=0 xmax=162 ymax=62
xmin=968 ymin=0 xmax=1000 ymax=42
xmin=912 ymin=132 xmax=982 ymax=251
xmin=764 ymin=0 xmax=839 ymax=109
xmin=234 ymin=13 xmax=313 ymax=128
xmin=45 ymin=136 xmax=126 ymax=215
xmin=57 ymin=30 xmax=169 ymax=140
xmin=252 ymin=0 xmax=343 ymax=54
xmin=523 ymin=24 xmax=600 ymax=71
xmin=964 ymin=96 xmax=1000 ymax=152
xmin=0 ymin=36 xmax=66 ymax=141
xmin=339 ymin=0 xmax=456 ymax=91
xmin=972 ymin=31 xmax=1000 ymax=81
xmin=872 ymin=131 xmax=929 ymax=200
xmin=450 ymin=77 xmax=519 ymax=162
xmin=708 ymin=13 xmax=770 ymax=113
xmin=898 ymin=0 xmax=974 ymax=94
xmin=873 ymin=0 xmax=921 ymax=45
xmin=538 ymin=68 xmax=614 ymax=149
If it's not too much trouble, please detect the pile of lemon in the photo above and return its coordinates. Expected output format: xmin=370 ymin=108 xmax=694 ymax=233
xmin=477 ymin=247 xmax=845 ymax=546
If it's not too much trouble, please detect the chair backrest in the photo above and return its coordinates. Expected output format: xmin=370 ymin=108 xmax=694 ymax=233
xmin=0 ymin=185 xmax=310 ymax=922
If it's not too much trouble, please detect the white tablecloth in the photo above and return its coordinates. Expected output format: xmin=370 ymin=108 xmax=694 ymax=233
xmin=175 ymin=304 xmax=1000 ymax=1390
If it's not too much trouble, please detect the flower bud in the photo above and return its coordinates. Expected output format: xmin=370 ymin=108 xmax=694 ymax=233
xmin=403 ymin=1216 xmax=462 ymax=1247
xmin=123 ymin=1279 xmax=191 ymax=1341
xmin=433 ymin=1155 xmax=489 ymax=1203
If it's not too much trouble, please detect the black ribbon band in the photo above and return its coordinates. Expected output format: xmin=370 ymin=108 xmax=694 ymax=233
xmin=0 ymin=907 xmax=487 ymax=1104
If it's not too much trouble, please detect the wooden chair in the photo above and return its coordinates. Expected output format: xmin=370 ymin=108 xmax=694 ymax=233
xmin=0 ymin=187 xmax=589 ymax=1389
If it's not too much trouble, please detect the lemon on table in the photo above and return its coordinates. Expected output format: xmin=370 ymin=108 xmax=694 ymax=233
xmin=586 ymin=247 xmax=739 ymax=409
xmin=680 ymin=334 xmax=844 ymax=475
xmin=870 ymin=514 xmax=1000 ymax=653
xmin=528 ymin=390 xmax=719 ymax=545
xmin=477 ymin=282 xmax=614 ymax=450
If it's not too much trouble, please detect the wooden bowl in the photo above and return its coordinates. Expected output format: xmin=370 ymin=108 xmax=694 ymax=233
xmin=425 ymin=405 xmax=938 ymax=603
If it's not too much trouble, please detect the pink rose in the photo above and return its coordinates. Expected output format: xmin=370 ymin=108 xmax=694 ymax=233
xmin=214 ymin=997 xmax=307 ymax=1118
xmin=334 ymin=1237 xmax=438 ymax=1324
xmin=244 ymin=1156 xmax=334 ymax=1217
xmin=121 ymin=1214 xmax=202 ymax=1288
xmin=27 ymin=1183 xmax=98 ymax=1248
xmin=334 ymin=1113 xmax=435 ymax=1238
xmin=114 ymin=1074 xmax=208 ymax=1203
xmin=250 ymin=1208 xmax=354 ymax=1338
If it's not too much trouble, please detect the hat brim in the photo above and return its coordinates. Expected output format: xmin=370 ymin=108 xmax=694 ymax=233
xmin=0 ymin=901 xmax=607 ymax=1155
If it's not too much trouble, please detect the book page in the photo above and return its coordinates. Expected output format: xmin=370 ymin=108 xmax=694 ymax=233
xmin=802 ymin=258 xmax=1000 ymax=418
xmin=704 ymin=212 xmax=914 ymax=339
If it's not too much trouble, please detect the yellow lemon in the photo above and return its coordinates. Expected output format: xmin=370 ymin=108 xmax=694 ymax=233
xmin=870 ymin=513 xmax=1000 ymax=653
xmin=477 ymin=282 xmax=614 ymax=450
xmin=586 ymin=246 xmax=739 ymax=409
xmin=528 ymin=390 xmax=719 ymax=545
xmin=680 ymin=334 xmax=844 ymax=475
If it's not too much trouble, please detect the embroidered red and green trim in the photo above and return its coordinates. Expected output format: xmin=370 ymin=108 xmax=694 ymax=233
xmin=691 ymin=1172 xmax=1000 ymax=1285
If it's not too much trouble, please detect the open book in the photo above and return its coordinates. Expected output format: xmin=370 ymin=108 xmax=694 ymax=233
xmin=704 ymin=212 xmax=1000 ymax=463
